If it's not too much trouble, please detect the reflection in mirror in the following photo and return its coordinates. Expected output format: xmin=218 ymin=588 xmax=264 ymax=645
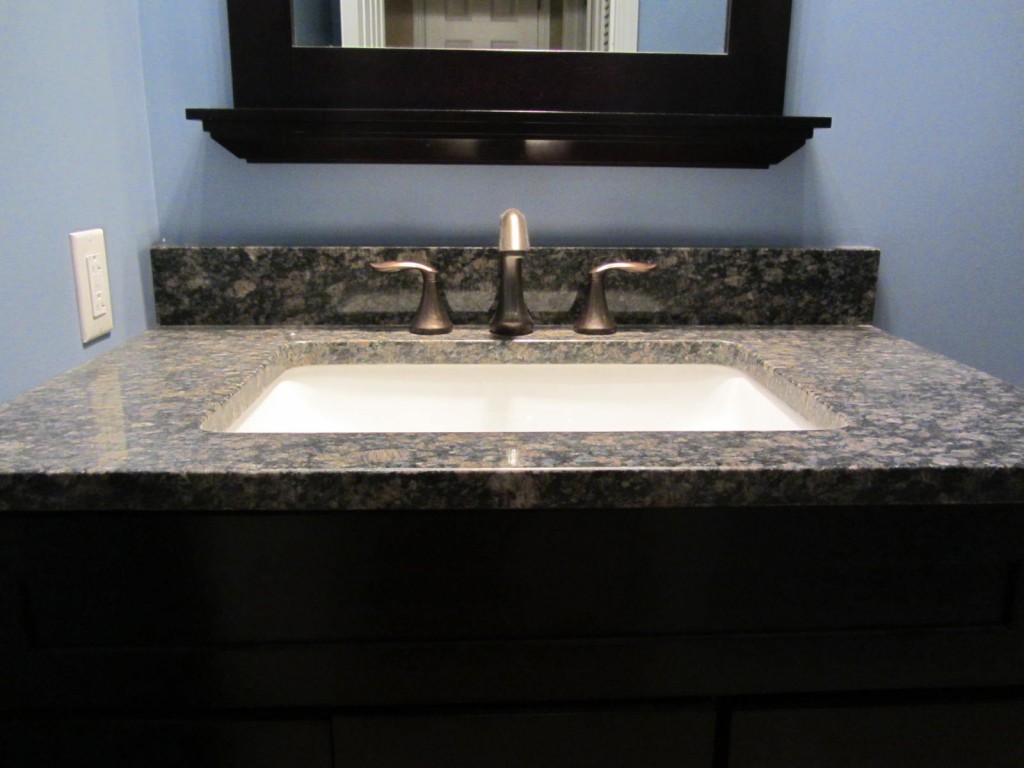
xmin=293 ymin=0 xmax=729 ymax=54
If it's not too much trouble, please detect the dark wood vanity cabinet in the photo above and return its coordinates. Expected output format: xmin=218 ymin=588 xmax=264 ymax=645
xmin=2 ymin=502 xmax=1023 ymax=765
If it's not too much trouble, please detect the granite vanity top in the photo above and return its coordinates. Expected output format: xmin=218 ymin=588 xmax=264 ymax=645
xmin=1 ymin=325 xmax=1023 ymax=511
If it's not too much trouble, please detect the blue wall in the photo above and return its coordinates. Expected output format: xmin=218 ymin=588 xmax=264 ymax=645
xmin=0 ymin=1 xmax=158 ymax=402
xmin=640 ymin=0 xmax=729 ymax=54
xmin=1 ymin=1 xmax=1021 ymax=402
xmin=788 ymin=1 xmax=1024 ymax=386
xmin=293 ymin=0 xmax=337 ymax=47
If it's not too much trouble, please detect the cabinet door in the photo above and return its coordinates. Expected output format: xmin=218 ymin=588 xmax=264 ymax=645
xmin=333 ymin=708 xmax=716 ymax=768
xmin=730 ymin=702 xmax=1024 ymax=768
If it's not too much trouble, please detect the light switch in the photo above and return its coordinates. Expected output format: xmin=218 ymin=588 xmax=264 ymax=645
xmin=70 ymin=228 xmax=114 ymax=343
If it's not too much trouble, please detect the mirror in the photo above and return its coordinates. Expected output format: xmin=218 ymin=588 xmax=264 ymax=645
xmin=293 ymin=0 xmax=730 ymax=54
xmin=226 ymin=0 xmax=794 ymax=115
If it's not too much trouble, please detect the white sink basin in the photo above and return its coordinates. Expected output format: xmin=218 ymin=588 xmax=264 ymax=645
xmin=224 ymin=363 xmax=822 ymax=433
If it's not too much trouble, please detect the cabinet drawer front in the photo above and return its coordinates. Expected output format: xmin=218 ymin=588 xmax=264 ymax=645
xmin=333 ymin=708 xmax=716 ymax=768
xmin=10 ymin=507 xmax=1023 ymax=647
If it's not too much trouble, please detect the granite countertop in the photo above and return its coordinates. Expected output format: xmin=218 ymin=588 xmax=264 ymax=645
xmin=2 ymin=324 xmax=1023 ymax=511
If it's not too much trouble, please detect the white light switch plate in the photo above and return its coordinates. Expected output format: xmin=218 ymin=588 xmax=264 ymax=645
xmin=70 ymin=228 xmax=114 ymax=343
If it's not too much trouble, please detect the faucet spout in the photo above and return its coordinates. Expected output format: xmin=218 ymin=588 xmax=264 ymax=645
xmin=489 ymin=208 xmax=534 ymax=336
xmin=498 ymin=208 xmax=530 ymax=252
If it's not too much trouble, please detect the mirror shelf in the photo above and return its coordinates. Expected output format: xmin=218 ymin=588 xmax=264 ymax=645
xmin=187 ymin=0 xmax=831 ymax=168
xmin=186 ymin=108 xmax=831 ymax=167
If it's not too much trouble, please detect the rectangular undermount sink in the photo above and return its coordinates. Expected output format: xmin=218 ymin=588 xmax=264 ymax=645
xmin=218 ymin=363 xmax=827 ymax=433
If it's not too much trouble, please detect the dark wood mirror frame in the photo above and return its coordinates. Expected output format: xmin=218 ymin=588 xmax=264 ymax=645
xmin=187 ymin=0 xmax=831 ymax=167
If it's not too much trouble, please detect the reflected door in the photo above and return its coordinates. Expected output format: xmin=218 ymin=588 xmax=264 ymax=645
xmin=419 ymin=0 xmax=545 ymax=49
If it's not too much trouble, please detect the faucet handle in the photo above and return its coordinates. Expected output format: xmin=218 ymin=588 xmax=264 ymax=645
xmin=370 ymin=261 xmax=453 ymax=335
xmin=574 ymin=261 xmax=657 ymax=335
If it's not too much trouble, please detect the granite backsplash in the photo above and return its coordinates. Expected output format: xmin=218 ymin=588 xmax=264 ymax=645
xmin=151 ymin=246 xmax=879 ymax=327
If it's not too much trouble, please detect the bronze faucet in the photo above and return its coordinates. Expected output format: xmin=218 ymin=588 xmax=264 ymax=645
xmin=489 ymin=208 xmax=534 ymax=336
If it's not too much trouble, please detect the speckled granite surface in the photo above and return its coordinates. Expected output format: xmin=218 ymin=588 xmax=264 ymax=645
xmin=151 ymin=246 xmax=879 ymax=327
xmin=1 ymin=326 xmax=1023 ymax=511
